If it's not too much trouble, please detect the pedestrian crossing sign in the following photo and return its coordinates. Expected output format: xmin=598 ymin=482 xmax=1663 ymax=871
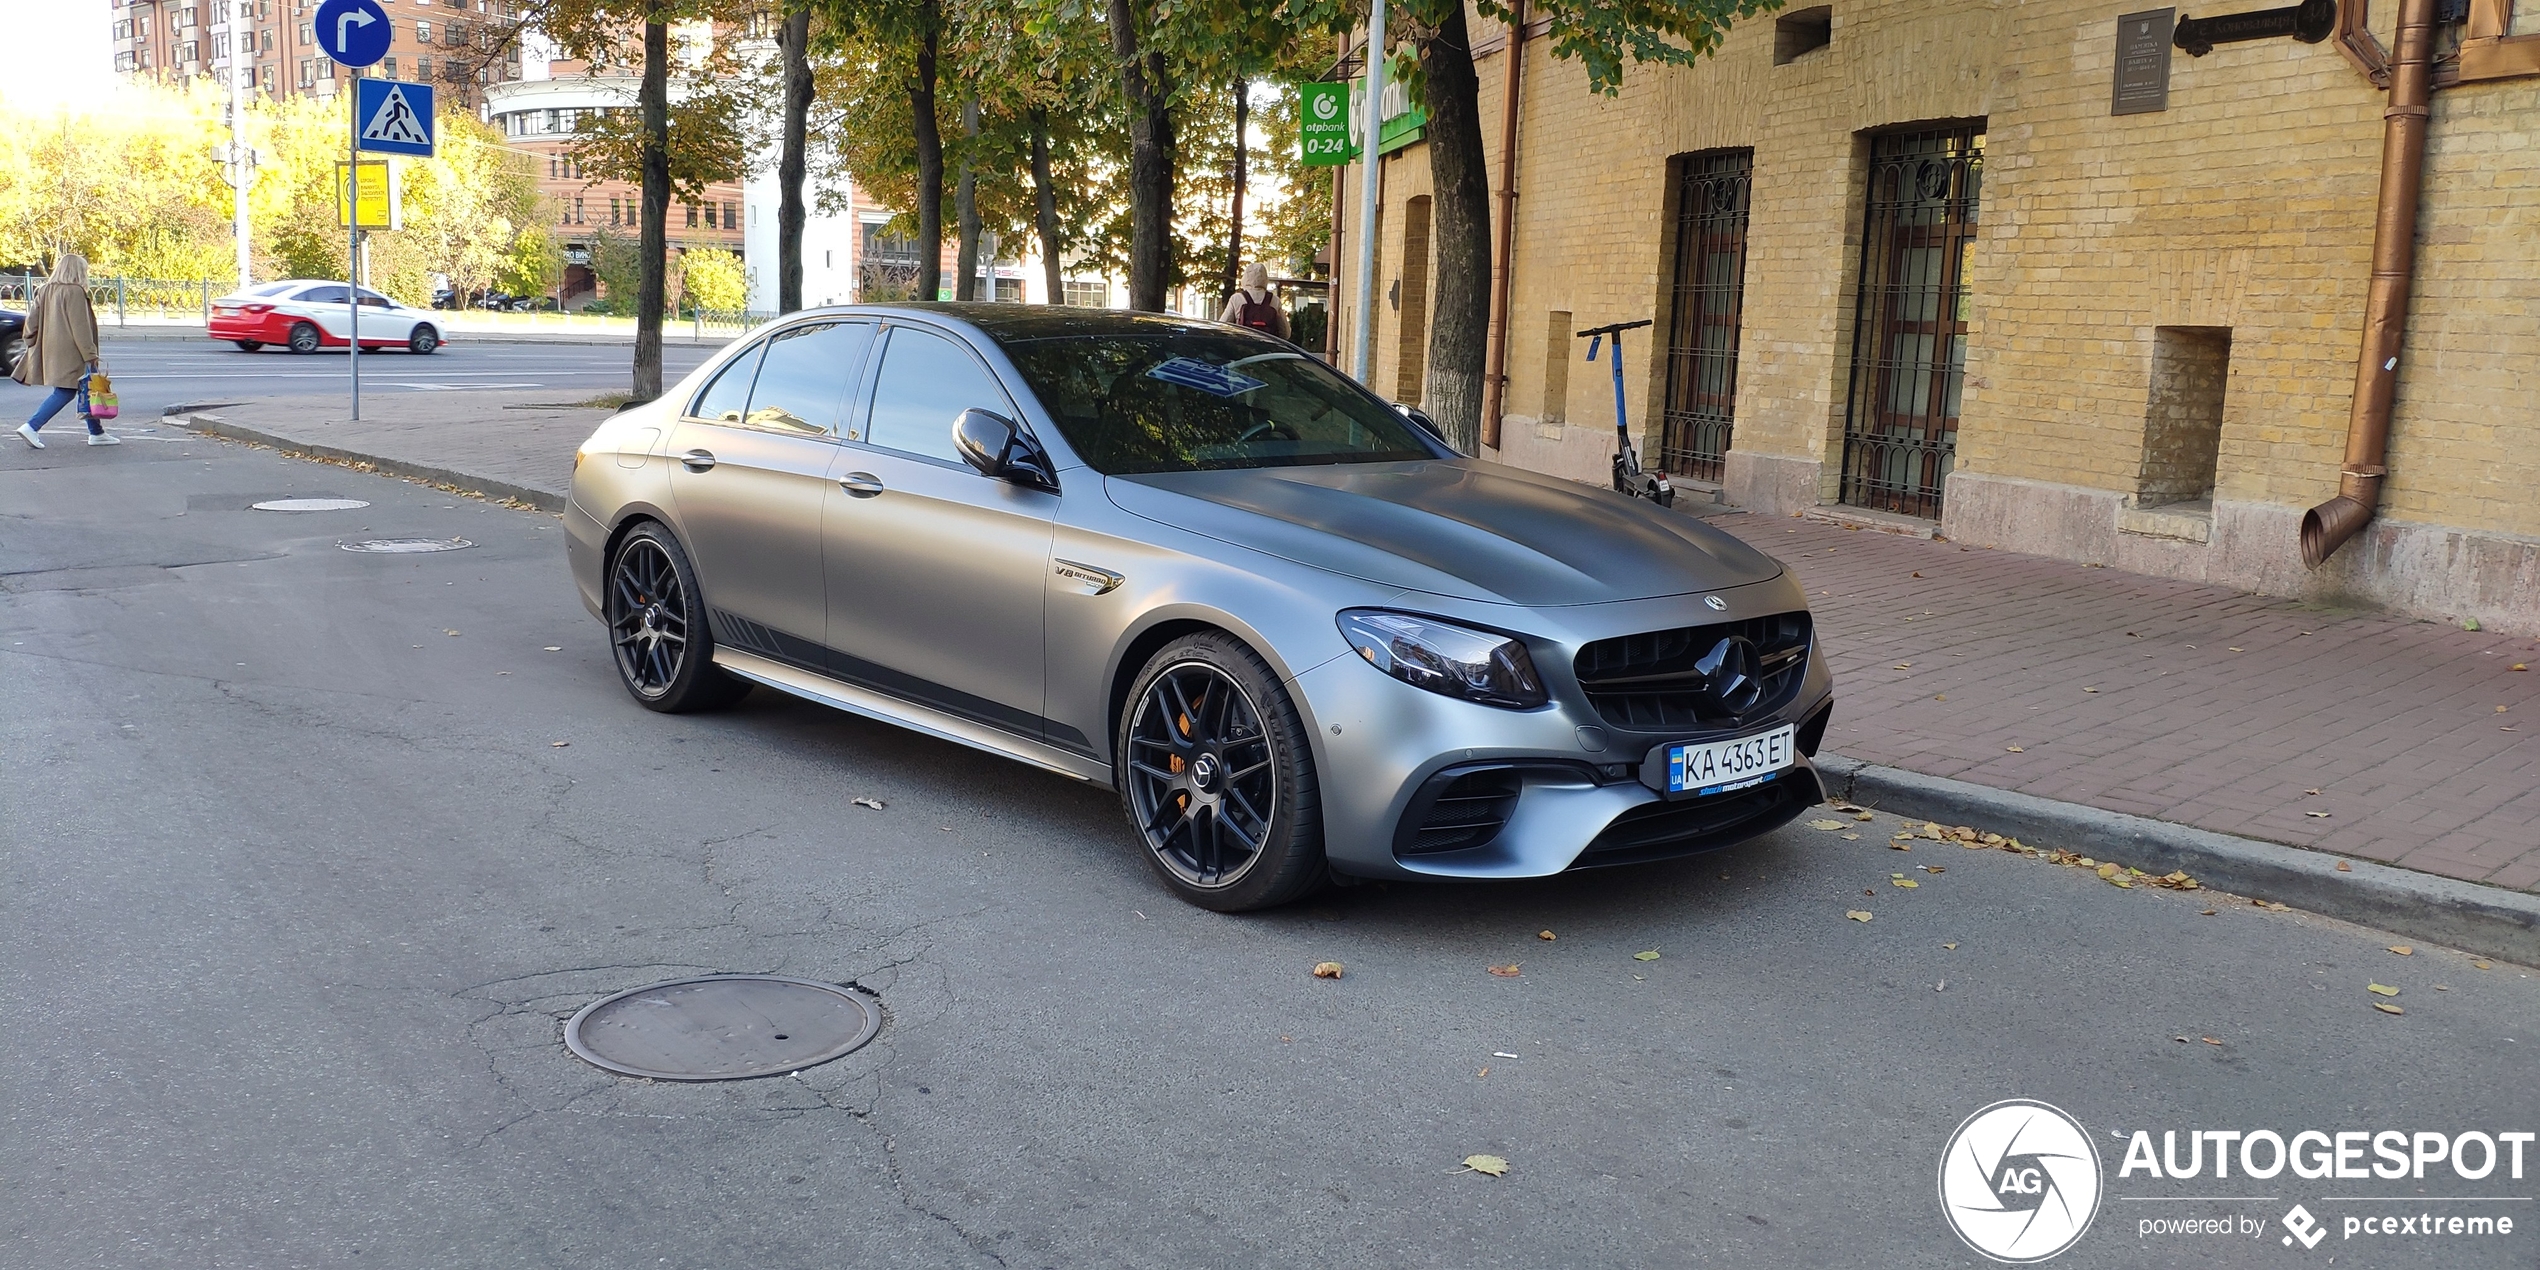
xmin=355 ymin=78 xmax=434 ymax=157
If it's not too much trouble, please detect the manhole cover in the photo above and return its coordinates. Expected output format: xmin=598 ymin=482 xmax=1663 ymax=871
xmin=337 ymin=538 xmax=473 ymax=553
xmin=564 ymin=975 xmax=881 ymax=1081
xmin=253 ymin=498 xmax=370 ymax=512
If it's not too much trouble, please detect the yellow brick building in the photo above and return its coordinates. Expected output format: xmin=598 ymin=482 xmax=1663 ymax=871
xmin=1333 ymin=0 xmax=2540 ymax=632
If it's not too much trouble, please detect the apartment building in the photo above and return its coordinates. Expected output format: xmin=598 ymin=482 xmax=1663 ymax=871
xmin=109 ymin=0 xmax=521 ymax=108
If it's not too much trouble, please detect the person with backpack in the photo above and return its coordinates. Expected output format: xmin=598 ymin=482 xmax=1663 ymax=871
xmin=1218 ymin=263 xmax=1291 ymax=341
xmin=12 ymin=252 xmax=116 ymax=448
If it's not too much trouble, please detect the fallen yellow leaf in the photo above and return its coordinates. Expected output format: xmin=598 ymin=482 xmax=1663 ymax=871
xmin=2474 ymin=960 xmax=2493 ymax=970
xmin=2387 ymin=945 xmax=2413 ymax=956
xmin=1893 ymin=878 xmax=1919 ymax=889
xmin=1890 ymin=840 xmax=1914 ymax=851
xmin=2373 ymin=1002 xmax=2405 ymax=1015
xmin=1537 ymin=930 xmax=1556 ymax=941
xmin=2095 ymin=863 xmax=2119 ymax=879
xmin=1633 ymin=950 xmax=1661 ymax=961
xmin=1462 ymin=1154 xmax=1510 ymax=1177
xmin=1854 ymin=811 xmax=1874 ymax=822
xmin=2202 ymin=1037 xmax=2222 ymax=1046
xmin=2367 ymin=983 xmax=2399 ymax=997
xmin=1487 ymin=963 xmax=1521 ymax=977
xmin=2005 ymin=745 xmax=2024 ymax=753
xmin=1846 ymin=910 xmax=1874 ymax=922
xmin=1941 ymin=942 xmax=1957 ymax=949
xmin=1312 ymin=962 xmax=1345 ymax=979
xmin=1807 ymin=819 xmax=1846 ymax=831
xmin=1841 ymin=833 xmax=1862 ymax=841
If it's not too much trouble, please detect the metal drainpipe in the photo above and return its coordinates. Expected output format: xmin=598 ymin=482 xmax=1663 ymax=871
xmin=1479 ymin=0 xmax=1527 ymax=451
xmin=2302 ymin=0 xmax=2438 ymax=568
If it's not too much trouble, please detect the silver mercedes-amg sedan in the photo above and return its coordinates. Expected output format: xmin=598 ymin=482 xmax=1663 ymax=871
xmin=566 ymin=305 xmax=1833 ymax=911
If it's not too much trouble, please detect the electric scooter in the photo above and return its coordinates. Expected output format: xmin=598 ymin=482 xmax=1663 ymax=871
xmin=1578 ymin=319 xmax=1674 ymax=508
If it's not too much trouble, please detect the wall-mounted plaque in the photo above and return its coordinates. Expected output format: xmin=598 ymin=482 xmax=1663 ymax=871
xmin=2114 ymin=8 xmax=2176 ymax=115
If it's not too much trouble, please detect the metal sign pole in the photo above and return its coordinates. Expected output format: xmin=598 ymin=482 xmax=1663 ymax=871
xmin=1351 ymin=0 xmax=1387 ymax=386
xmin=348 ymin=85 xmax=360 ymax=422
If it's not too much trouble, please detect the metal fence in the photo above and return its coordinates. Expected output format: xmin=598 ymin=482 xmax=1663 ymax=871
xmin=0 ymin=275 xmax=222 ymax=324
xmin=692 ymin=309 xmax=777 ymax=338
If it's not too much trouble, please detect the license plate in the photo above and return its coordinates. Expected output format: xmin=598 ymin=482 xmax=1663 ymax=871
xmin=1667 ymin=725 xmax=1796 ymax=796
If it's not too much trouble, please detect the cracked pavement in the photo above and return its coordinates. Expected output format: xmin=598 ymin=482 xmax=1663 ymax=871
xmin=4 ymin=422 xmax=2537 ymax=1269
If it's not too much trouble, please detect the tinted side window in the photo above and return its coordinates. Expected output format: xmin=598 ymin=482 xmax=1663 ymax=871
xmin=744 ymin=322 xmax=872 ymax=436
xmin=299 ymin=285 xmax=349 ymax=304
xmin=864 ymin=327 xmax=1012 ymax=464
xmin=690 ymin=342 xmax=763 ymax=424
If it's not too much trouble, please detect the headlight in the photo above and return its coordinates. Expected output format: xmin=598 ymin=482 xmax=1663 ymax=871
xmin=1337 ymin=610 xmax=1547 ymax=709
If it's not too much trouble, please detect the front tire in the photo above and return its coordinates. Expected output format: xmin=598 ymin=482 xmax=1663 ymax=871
xmin=408 ymin=325 xmax=439 ymax=355
xmin=286 ymin=322 xmax=321 ymax=354
xmin=1119 ymin=632 xmax=1325 ymax=912
xmin=605 ymin=523 xmax=750 ymax=713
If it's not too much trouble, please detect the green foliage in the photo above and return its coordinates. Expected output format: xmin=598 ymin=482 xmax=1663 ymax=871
xmin=498 ymin=226 xmax=566 ymax=297
xmin=682 ymin=247 xmax=748 ymax=310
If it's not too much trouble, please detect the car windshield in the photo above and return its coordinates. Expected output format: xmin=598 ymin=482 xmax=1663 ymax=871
xmin=999 ymin=331 xmax=1437 ymax=474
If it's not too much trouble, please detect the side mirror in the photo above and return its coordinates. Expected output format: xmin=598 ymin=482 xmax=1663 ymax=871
xmin=952 ymin=408 xmax=1059 ymax=492
xmin=1394 ymin=403 xmax=1445 ymax=443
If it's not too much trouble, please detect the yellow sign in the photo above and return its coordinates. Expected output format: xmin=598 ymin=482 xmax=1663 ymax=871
xmin=335 ymin=160 xmax=399 ymax=230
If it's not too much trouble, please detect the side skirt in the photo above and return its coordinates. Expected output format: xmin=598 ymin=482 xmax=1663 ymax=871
xmin=716 ymin=648 xmax=1112 ymax=786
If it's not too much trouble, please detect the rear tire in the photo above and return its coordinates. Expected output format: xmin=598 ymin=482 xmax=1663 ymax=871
xmin=408 ymin=325 xmax=439 ymax=355
xmin=286 ymin=322 xmax=321 ymax=354
xmin=233 ymin=340 xmax=263 ymax=351
xmin=1118 ymin=632 xmax=1326 ymax=912
xmin=605 ymin=523 xmax=751 ymax=713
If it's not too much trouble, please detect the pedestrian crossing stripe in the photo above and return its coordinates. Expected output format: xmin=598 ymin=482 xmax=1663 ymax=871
xmin=361 ymin=84 xmax=430 ymax=146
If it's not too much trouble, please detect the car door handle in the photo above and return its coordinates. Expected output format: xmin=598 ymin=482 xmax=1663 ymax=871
xmin=838 ymin=472 xmax=885 ymax=498
xmin=679 ymin=449 xmax=716 ymax=472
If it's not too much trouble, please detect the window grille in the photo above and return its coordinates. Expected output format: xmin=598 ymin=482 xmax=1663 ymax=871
xmin=1840 ymin=124 xmax=1983 ymax=518
xmin=1659 ymin=149 xmax=1752 ymax=482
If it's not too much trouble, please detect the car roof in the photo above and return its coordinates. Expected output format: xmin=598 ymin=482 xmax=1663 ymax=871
xmin=794 ymin=302 xmax=1230 ymax=345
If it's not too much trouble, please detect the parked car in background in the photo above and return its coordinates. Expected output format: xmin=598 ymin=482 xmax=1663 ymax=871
xmin=566 ymin=305 xmax=1834 ymax=912
xmin=208 ymin=280 xmax=444 ymax=354
xmin=0 ymin=307 xmax=23 ymax=377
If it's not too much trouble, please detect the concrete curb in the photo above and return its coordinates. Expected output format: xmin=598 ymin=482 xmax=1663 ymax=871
xmin=1815 ymin=752 xmax=2540 ymax=967
xmin=166 ymin=414 xmax=569 ymax=514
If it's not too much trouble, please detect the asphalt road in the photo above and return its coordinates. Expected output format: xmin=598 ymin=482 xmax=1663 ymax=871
xmin=47 ymin=336 xmax=719 ymax=420
xmin=4 ymin=433 xmax=2535 ymax=1269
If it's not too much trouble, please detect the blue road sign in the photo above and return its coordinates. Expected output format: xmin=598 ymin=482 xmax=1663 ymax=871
xmin=356 ymin=79 xmax=435 ymax=157
xmin=315 ymin=0 xmax=391 ymax=68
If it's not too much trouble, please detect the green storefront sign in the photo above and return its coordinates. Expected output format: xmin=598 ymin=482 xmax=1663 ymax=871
xmin=1299 ymin=81 xmax=1351 ymax=166
xmin=1296 ymin=57 xmax=1425 ymax=166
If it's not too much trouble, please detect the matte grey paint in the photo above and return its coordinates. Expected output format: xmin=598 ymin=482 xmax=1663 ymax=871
xmin=567 ymin=305 xmax=1831 ymax=880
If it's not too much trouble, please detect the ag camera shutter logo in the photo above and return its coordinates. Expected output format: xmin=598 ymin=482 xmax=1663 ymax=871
xmin=1940 ymin=1099 xmax=2105 ymax=1262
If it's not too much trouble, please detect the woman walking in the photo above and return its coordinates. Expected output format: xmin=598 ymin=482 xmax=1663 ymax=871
xmin=13 ymin=252 xmax=116 ymax=448
xmin=1218 ymin=263 xmax=1291 ymax=341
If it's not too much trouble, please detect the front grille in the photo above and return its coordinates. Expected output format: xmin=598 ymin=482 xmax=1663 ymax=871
xmin=1401 ymin=767 xmax=1524 ymax=856
xmin=1573 ymin=612 xmax=1812 ymax=731
xmin=1572 ymin=776 xmax=1808 ymax=869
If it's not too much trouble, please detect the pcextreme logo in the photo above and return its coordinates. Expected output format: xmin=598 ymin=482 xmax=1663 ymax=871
xmin=1939 ymin=1099 xmax=2105 ymax=1263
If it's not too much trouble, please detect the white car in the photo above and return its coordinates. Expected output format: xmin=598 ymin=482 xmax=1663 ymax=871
xmin=208 ymin=280 xmax=445 ymax=354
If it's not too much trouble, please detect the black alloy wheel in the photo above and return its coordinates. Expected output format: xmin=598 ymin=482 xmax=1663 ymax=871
xmin=1120 ymin=633 xmax=1324 ymax=911
xmin=605 ymin=524 xmax=748 ymax=713
xmin=287 ymin=322 xmax=321 ymax=354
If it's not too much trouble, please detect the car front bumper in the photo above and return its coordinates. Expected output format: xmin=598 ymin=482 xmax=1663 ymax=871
xmin=1287 ymin=573 xmax=1833 ymax=881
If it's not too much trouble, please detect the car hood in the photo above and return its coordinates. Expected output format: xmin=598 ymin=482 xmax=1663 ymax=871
xmin=1105 ymin=460 xmax=1785 ymax=606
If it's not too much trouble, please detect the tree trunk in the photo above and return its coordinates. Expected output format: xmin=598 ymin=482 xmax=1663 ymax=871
xmin=776 ymin=4 xmax=812 ymax=314
xmin=634 ymin=7 xmax=670 ymax=401
xmin=1109 ymin=0 xmax=1174 ymax=311
xmin=1417 ymin=5 xmax=1492 ymax=455
xmin=910 ymin=6 xmax=944 ymax=301
xmin=1220 ymin=78 xmax=1246 ymax=303
xmin=955 ymin=96 xmax=981 ymax=300
xmin=1029 ymin=108 xmax=1062 ymax=304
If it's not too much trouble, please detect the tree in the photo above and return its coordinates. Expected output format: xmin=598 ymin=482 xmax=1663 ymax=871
xmin=683 ymin=247 xmax=749 ymax=309
xmin=775 ymin=3 xmax=816 ymax=313
xmin=1108 ymin=0 xmax=1178 ymax=310
xmin=1296 ymin=0 xmax=1779 ymax=451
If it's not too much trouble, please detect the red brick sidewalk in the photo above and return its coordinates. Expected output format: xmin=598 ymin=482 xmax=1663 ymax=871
xmin=1709 ymin=512 xmax=2540 ymax=893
